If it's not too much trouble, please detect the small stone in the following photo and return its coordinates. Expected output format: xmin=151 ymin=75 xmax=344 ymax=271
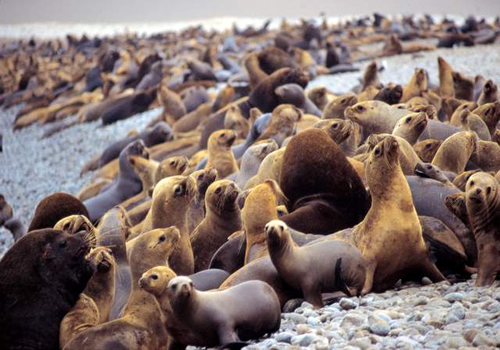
xmin=291 ymin=333 xmax=316 ymax=347
xmin=296 ymin=324 xmax=310 ymax=335
xmin=472 ymin=332 xmax=496 ymax=347
xmin=463 ymin=329 xmax=479 ymax=343
xmin=285 ymin=313 xmax=306 ymax=324
xmin=340 ymin=298 xmax=358 ymax=310
xmin=341 ymin=314 xmax=366 ymax=329
xmin=422 ymin=277 xmax=432 ymax=285
xmin=444 ymin=292 xmax=464 ymax=302
xmin=307 ymin=316 xmax=319 ymax=326
xmin=368 ymin=315 xmax=390 ymax=336
xmin=349 ymin=337 xmax=372 ymax=350
xmin=449 ymin=302 xmax=466 ymax=320
xmin=274 ymin=332 xmax=293 ymax=343
xmin=412 ymin=296 xmax=429 ymax=306
xmin=444 ymin=336 xmax=468 ymax=348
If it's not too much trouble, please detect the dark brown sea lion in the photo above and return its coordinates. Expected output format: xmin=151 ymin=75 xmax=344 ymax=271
xmin=0 ymin=229 xmax=93 ymax=350
xmin=158 ymin=276 xmax=281 ymax=347
xmin=453 ymin=72 xmax=475 ymax=101
xmin=265 ymin=220 xmax=366 ymax=308
xmin=191 ymin=180 xmax=241 ymax=272
xmin=465 ymin=172 xmax=500 ymax=286
xmin=279 ymin=129 xmax=370 ymax=234
xmin=0 ymin=194 xmax=13 ymax=226
xmin=4 ymin=218 xmax=26 ymax=241
xmin=477 ymin=79 xmax=498 ymax=105
xmin=101 ymin=88 xmax=157 ymax=125
xmin=187 ymin=167 xmax=218 ymax=234
xmin=28 ymin=192 xmax=89 ymax=232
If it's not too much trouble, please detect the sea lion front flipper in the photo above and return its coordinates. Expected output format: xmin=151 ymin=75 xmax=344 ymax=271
xmin=217 ymin=324 xmax=240 ymax=345
xmin=301 ymin=281 xmax=323 ymax=309
xmin=361 ymin=259 xmax=377 ymax=295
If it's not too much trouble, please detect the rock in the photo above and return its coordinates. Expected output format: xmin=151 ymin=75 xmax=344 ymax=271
xmin=291 ymin=333 xmax=316 ymax=347
xmin=348 ymin=337 xmax=372 ymax=350
xmin=463 ymin=329 xmax=480 ymax=343
xmin=449 ymin=302 xmax=466 ymax=320
xmin=444 ymin=292 xmax=464 ymax=302
xmin=472 ymin=332 xmax=496 ymax=347
xmin=368 ymin=315 xmax=390 ymax=336
xmin=339 ymin=298 xmax=358 ymax=310
xmin=284 ymin=313 xmax=306 ymax=324
xmin=422 ymin=277 xmax=432 ymax=285
xmin=444 ymin=335 xmax=468 ymax=348
xmin=340 ymin=314 xmax=366 ymax=329
xmin=412 ymin=296 xmax=429 ymax=306
xmin=296 ymin=324 xmax=310 ymax=335
xmin=274 ymin=332 xmax=293 ymax=343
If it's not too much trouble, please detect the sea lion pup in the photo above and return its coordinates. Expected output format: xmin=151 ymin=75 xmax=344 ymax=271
xmin=374 ymin=84 xmax=403 ymax=105
xmin=365 ymin=134 xmax=421 ymax=175
xmin=131 ymin=175 xmax=196 ymax=275
xmin=206 ymin=129 xmax=238 ymax=179
xmin=471 ymin=140 xmax=500 ymax=173
xmin=154 ymin=155 xmax=188 ymax=184
xmin=401 ymin=68 xmax=428 ymax=103
xmin=313 ymin=119 xmax=361 ymax=157
xmin=64 ymin=227 xmax=180 ymax=350
xmin=274 ymin=83 xmax=322 ymax=116
xmin=431 ymin=131 xmax=477 ymax=174
xmin=0 ymin=229 xmax=93 ymax=350
xmin=453 ymin=72 xmax=475 ymax=101
xmin=224 ymin=104 xmax=251 ymax=139
xmin=478 ymin=79 xmax=498 ymax=105
xmin=349 ymin=137 xmax=445 ymax=294
xmin=4 ymin=218 xmax=26 ymax=241
xmin=280 ymin=129 xmax=370 ymax=234
xmin=473 ymin=101 xmax=500 ymax=135
xmin=242 ymin=180 xmax=284 ymax=264
xmin=437 ymin=56 xmax=455 ymax=98
xmin=265 ymin=220 xmax=366 ymax=308
xmin=0 ymin=194 xmax=13 ymax=226
xmin=187 ymin=167 xmax=218 ymax=234
xmin=84 ymin=140 xmax=149 ymax=223
xmin=392 ymin=112 xmax=428 ymax=145
xmin=95 ymin=122 xmax=172 ymax=169
xmin=245 ymin=148 xmax=286 ymax=190
xmin=414 ymin=163 xmax=455 ymax=187
xmin=257 ymin=104 xmax=301 ymax=146
xmin=191 ymin=180 xmax=242 ymax=272
xmin=361 ymin=61 xmax=380 ymax=91
xmin=460 ymin=108 xmax=491 ymax=141
xmin=307 ymin=86 xmax=333 ymax=111
xmin=465 ymin=173 xmax=500 ymax=286
xmin=322 ymin=94 xmax=357 ymax=119
xmin=452 ymin=169 xmax=481 ymax=191
xmin=449 ymin=101 xmax=478 ymax=126
xmin=235 ymin=140 xmax=278 ymax=189
xmin=244 ymin=52 xmax=269 ymax=90
xmin=158 ymin=85 xmax=187 ymax=125
xmin=59 ymin=247 xmax=116 ymax=348
xmin=159 ymin=276 xmax=281 ymax=347
xmin=28 ymin=192 xmax=89 ymax=231
xmin=413 ymin=139 xmax=442 ymax=163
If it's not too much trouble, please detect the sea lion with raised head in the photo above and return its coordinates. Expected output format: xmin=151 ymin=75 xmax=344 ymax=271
xmin=206 ymin=129 xmax=239 ymax=179
xmin=431 ymin=131 xmax=476 ymax=174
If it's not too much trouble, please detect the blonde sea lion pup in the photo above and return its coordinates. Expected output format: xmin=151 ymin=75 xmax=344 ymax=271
xmin=131 ymin=175 xmax=196 ymax=275
xmin=322 ymin=94 xmax=357 ymax=119
xmin=437 ymin=56 xmax=455 ymax=98
xmin=154 ymin=155 xmax=189 ymax=185
xmin=351 ymin=136 xmax=445 ymax=294
xmin=206 ymin=129 xmax=238 ymax=179
xmin=459 ymin=109 xmax=491 ymax=141
xmin=191 ymin=180 xmax=242 ymax=272
xmin=242 ymin=180 xmax=285 ymax=264
xmin=224 ymin=105 xmax=251 ymax=139
xmin=257 ymin=104 xmax=301 ymax=146
xmin=431 ymin=131 xmax=477 ymax=174
xmin=401 ymin=68 xmax=428 ymax=103
xmin=392 ymin=112 xmax=428 ymax=145
xmin=63 ymin=227 xmax=180 ymax=350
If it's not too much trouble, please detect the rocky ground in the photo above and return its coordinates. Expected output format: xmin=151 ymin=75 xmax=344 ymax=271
xmin=1 ymin=43 xmax=500 ymax=349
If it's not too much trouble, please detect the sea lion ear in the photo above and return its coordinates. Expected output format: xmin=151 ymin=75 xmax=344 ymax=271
xmin=293 ymin=106 xmax=302 ymax=121
xmin=42 ymin=243 xmax=55 ymax=261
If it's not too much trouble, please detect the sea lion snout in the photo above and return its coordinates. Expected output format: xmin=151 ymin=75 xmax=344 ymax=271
xmin=265 ymin=219 xmax=286 ymax=242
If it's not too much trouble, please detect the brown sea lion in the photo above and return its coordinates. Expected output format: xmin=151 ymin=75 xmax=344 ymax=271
xmin=173 ymin=102 xmax=212 ymax=133
xmin=413 ymin=139 xmax=442 ymax=163
xmin=453 ymin=72 xmax=475 ymax=101
xmin=401 ymin=68 xmax=428 ymax=103
xmin=206 ymin=129 xmax=238 ymax=179
xmin=29 ymin=192 xmax=89 ymax=231
xmin=158 ymin=85 xmax=187 ymax=125
xmin=471 ymin=140 xmax=500 ymax=173
xmin=437 ymin=56 xmax=455 ymax=98
xmin=244 ymin=52 xmax=269 ymax=90
xmin=154 ymin=155 xmax=189 ymax=185
xmin=348 ymin=137 xmax=445 ymax=294
xmin=465 ymin=173 xmax=500 ymax=286
xmin=307 ymin=86 xmax=333 ymax=111
xmin=265 ymin=220 xmax=366 ymax=308
xmin=191 ymin=180 xmax=242 ymax=272
xmin=392 ymin=112 xmax=428 ymax=145
xmin=280 ymin=128 xmax=370 ymax=234
xmin=313 ymin=119 xmax=362 ymax=157
xmin=132 ymin=175 xmax=196 ymax=275
xmin=322 ymin=94 xmax=357 ymax=119
xmin=0 ymin=194 xmax=13 ymax=226
xmin=478 ymin=79 xmax=498 ymax=105
xmin=459 ymin=109 xmax=491 ymax=141
xmin=473 ymin=101 xmax=500 ymax=135
xmin=187 ymin=167 xmax=218 ymax=233
xmin=431 ymin=131 xmax=476 ymax=174
xmin=4 ymin=218 xmax=27 ymax=242
xmin=224 ymin=104 xmax=251 ymax=140
xmin=0 ymin=229 xmax=93 ymax=350
xmin=159 ymin=276 xmax=281 ymax=347
xmin=257 ymin=104 xmax=301 ymax=146
xmin=64 ymin=227 xmax=180 ymax=350
xmin=374 ymin=84 xmax=403 ymax=105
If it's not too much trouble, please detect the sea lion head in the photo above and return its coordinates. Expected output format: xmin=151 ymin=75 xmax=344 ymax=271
xmin=393 ymin=112 xmax=428 ymax=143
xmin=209 ymin=129 xmax=237 ymax=151
xmin=155 ymin=156 xmax=189 ymax=184
xmin=125 ymin=139 xmax=149 ymax=160
xmin=476 ymin=101 xmax=500 ymax=127
xmin=248 ymin=139 xmax=278 ymax=161
xmin=413 ymin=139 xmax=442 ymax=163
xmin=314 ymin=118 xmax=354 ymax=145
xmin=85 ymin=247 xmax=115 ymax=273
xmin=258 ymin=104 xmax=301 ymax=145
xmin=224 ymin=105 xmax=250 ymax=140
xmin=139 ymin=227 xmax=180 ymax=255
xmin=465 ymin=172 xmax=499 ymax=217
xmin=323 ymin=94 xmax=358 ymax=120
xmin=345 ymin=100 xmax=384 ymax=123
xmin=264 ymin=219 xmax=289 ymax=250
xmin=414 ymin=163 xmax=449 ymax=183
xmin=151 ymin=121 xmax=174 ymax=143
xmin=366 ymin=136 xmax=400 ymax=192
xmin=0 ymin=194 xmax=13 ymax=227
xmin=167 ymin=276 xmax=195 ymax=302
xmin=408 ymin=104 xmax=437 ymax=120
xmin=139 ymin=266 xmax=177 ymax=297
xmin=152 ymin=175 xmax=197 ymax=212
xmin=190 ymin=166 xmax=218 ymax=196
xmin=275 ymin=83 xmax=305 ymax=106
xmin=206 ymin=180 xmax=240 ymax=214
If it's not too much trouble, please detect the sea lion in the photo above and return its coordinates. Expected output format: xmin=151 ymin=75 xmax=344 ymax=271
xmin=453 ymin=72 xmax=475 ymax=101
xmin=0 ymin=194 xmax=13 ymax=226
xmin=187 ymin=167 xmax=218 ymax=234
xmin=307 ymin=86 xmax=333 ymax=111
xmin=322 ymin=94 xmax=357 ymax=119
xmin=159 ymin=276 xmax=281 ymax=347
xmin=477 ymin=79 xmax=498 ymax=105
xmin=206 ymin=129 xmax=239 ymax=179
xmin=453 ymin=169 xmax=481 ymax=191
xmin=188 ymin=268 xmax=231 ymax=291
xmin=256 ymin=104 xmax=301 ymax=146
xmin=365 ymin=134 xmax=421 ymax=175
xmin=470 ymin=141 xmax=500 ymax=172
xmin=84 ymin=140 xmax=149 ymax=223
xmin=437 ymin=56 xmax=454 ymax=98
xmin=449 ymin=101 xmax=478 ymax=126
xmin=431 ymin=131 xmax=476 ymax=174
xmin=181 ymin=86 xmax=210 ymax=113
xmin=64 ymin=227 xmax=180 ymax=350
xmin=265 ymin=220 xmax=366 ymax=308
xmin=101 ymin=88 xmax=157 ymax=125
xmin=413 ymin=139 xmax=442 ymax=163
xmin=350 ymin=136 xmax=445 ymax=294
xmin=77 ymin=179 xmax=113 ymax=202
xmin=374 ymin=84 xmax=403 ymax=105
xmin=401 ymin=68 xmax=428 ymax=102
xmin=280 ymin=129 xmax=370 ymax=234
xmin=224 ymin=104 xmax=251 ymax=140
xmin=157 ymin=85 xmax=187 ymax=125
xmin=191 ymin=180 xmax=242 ymax=272
xmin=154 ymin=155 xmax=189 ymax=184
xmin=59 ymin=247 xmax=116 ymax=348
xmin=245 ymin=147 xmax=285 ymax=190
xmin=314 ymin=118 xmax=362 ymax=157
xmin=28 ymin=192 xmax=89 ymax=231
xmin=235 ymin=140 xmax=278 ymax=189
xmin=4 ymin=218 xmax=26 ymax=241
xmin=275 ymin=83 xmax=322 ymax=116
xmin=414 ymin=162 xmax=455 ymax=187
xmin=465 ymin=172 xmax=500 ymax=286
xmin=473 ymin=101 xmax=500 ymax=135
xmin=459 ymin=108 xmax=491 ymax=141
xmin=392 ymin=112 xmax=428 ymax=145
xmin=133 ymin=175 xmax=196 ymax=275
xmin=173 ymin=102 xmax=212 ymax=133
xmin=0 ymin=229 xmax=93 ymax=350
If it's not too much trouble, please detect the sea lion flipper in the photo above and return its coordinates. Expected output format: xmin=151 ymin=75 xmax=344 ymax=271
xmin=334 ymin=258 xmax=352 ymax=297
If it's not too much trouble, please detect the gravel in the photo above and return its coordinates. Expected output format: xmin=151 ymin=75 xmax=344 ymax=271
xmin=1 ymin=42 xmax=500 ymax=349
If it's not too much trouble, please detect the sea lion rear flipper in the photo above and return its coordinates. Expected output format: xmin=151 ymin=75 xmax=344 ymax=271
xmin=335 ymin=258 xmax=353 ymax=297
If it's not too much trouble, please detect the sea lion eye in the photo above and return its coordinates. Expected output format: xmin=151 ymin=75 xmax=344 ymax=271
xmin=198 ymin=174 xmax=204 ymax=181
xmin=374 ymin=148 xmax=381 ymax=156
xmin=356 ymin=105 xmax=365 ymax=112
xmin=215 ymin=187 xmax=222 ymax=194
xmin=405 ymin=117 xmax=412 ymax=123
xmin=425 ymin=143 xmax=432 ymax=149
xmin=59 ymin=240 xmax=67 ymax=248
xmin=174 ymin=185 xmax=183 ymax=196
xmin=170 ymin=160 xmax=175 ymax=166
xmin=220 ymin=133 xmax=226 ymax=137
xmin=470 ymin=181 xmax=475 ymax=186
xmin=151 ymin=274 xmax=158 ymax=280
xmin=487 ymin=186 xmax=492 ymax=195
xmin=340 ymin=99 xmax=346 ymax=104
xmin=332 ymin=123 xmax=339 ymax=129
xmin=159 ymin=235 xmax=166 ymax=242
xmin=427 ymin=165 xmax=432 ymax=170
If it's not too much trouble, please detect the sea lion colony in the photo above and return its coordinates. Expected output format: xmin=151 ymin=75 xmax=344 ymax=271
xmin=0 ymin=12 xmax=500 ymax=349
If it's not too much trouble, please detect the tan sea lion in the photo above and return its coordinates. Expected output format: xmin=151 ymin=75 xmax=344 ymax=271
xmin=77 ymin=179 xmax=113 ymax=202
xmin=437 ymin=56 xmax=454 ymax=98
xmin=413 ymin=139 xmax=443 ymax=163
xmin=245 ymin=148 xmax=285 ymax=190
xmin=459 ymin=109 xmax=491 ymax=141
xmin=366 ymin=134 xmax=421 ymax=175
xmin=206 ymin=129 xmax=238 ymax=179
xmin=322 ymin=94 xmax=357 ymax=119
xmin=224 ymin=105 xmax=251 ymax=140
xmin=473 ymin=101 xmax=500 ymax=135
xmin=401 ymin=68 xmax=428 ymax=103
xmin=392 ymin=112 xmax=428 ymax=145
xmin=154 ymin=155 xmax=188 ymax=185
xmin=64 ymin=227 xmax=180 ymax=350
xmin=172 ymin=102 xmax=212 ymax=133
xmin=158 ymin=85 xmax=187 ymax=125
xmin=431 ymin=131 xmax=476 ymax=174
xmin=465 ymin=173 xmax=500 ymax=286
xmin=449 ymin=101 xmax=478 ymax=126
xmin=257 ymin=104 xmax=301 ymax=146
xmin=471 ymin=141 xmax=500 ymax=172
xmin=265 ymin=220 xmax=366 ymax=308
xmin=314 ymin=118 xmax=362 ymax=157
xmin=477 ymin=79 xmax=498 ymax=106
xmin=191 ymin=180 xmax=242 ymax=272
